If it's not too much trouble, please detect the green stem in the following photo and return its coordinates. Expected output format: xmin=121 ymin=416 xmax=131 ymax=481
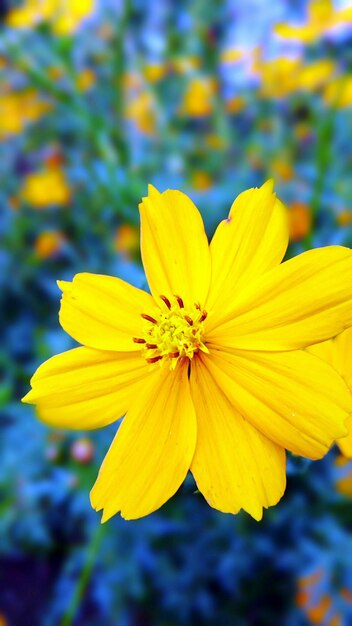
xmin=59 ymin=523 xmax=106 ymax=626
xmin=304 ymin=78 xmax=346 ymax=249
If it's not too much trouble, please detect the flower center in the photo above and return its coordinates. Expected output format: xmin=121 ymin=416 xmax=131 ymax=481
xmin=134 ymin=295 xmax=208 ymax=370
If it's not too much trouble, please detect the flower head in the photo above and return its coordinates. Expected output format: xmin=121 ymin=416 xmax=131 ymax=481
xmin=23 ymin=182 xmax=352 ymax=521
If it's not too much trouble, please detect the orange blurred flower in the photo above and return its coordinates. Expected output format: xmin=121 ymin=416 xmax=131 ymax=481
xmin=34 ymin=231 xmax=64 ymax=258
xmin=288 ymin=202 xmax=312 ymax=241
xmin=114 ymin=224 xmax=140 ymax=259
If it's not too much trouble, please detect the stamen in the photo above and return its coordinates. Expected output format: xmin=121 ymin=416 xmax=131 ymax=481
xmin=141 ymin=313 xmax=157 ymax=324
xmin=175 ymin=295 xmax=184 ymax=308
xmin=146 ymin=355 xmax=163 ymax=364
xmin=195 ymin=302 xmax=201 ymax=310
xmin=133 ymin=337 xmax=146 ymax=344
xmin=184 ymin=315 xmax=193 ymax=326
xmin=168 ymin=351 xmax=180 ymax=358
xmin=146 ymin=343 xmax=158 ymax=349
xmin=199 ymin=311 xmax=208 ymax=322
xmin=160 ymin=295 xmax=171 ymax=309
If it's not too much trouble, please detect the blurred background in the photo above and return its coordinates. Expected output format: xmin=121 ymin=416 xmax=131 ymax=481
xmin=1 ymin=0 xmax=352 ymax=624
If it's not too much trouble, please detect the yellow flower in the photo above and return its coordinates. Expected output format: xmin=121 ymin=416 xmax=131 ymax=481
xmin=308 ymin=327 xmax=352 ymax=457
xmin=23 ymin=182 xmax=352 ymax=521
xmin=7 ymin=0 xmax=94 ymax=35
xmin=0 ymin=90 xmax=52 ymax=139
xmin=124 ymin=89 xmax=156 ymax=135
xmin=143 ymin=62 xmax=167 ymax=83
xmin=255 ymin=55 xmax=334 ymax=99
xmin=324 ymin=76 xmax=352 ymax=109
xmin=180 ymin=77 xmax=216 ymax=117
xmin=220 ymin=48 xmax=244 ymax=64
xmin=274 ymin=0 xmax=352 ymax=44
xmin=20 ymin=167 xmax=71 ymax=208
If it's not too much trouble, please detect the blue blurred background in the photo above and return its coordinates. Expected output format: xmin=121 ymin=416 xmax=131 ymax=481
xmin=1 ymin=1 xmax=352 ymax=624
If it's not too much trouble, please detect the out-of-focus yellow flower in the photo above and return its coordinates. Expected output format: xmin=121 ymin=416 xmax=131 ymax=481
xmin=190 ymin=171 xmax=213 ymax=191
xmin=23 ymin=182 xmax=352 ymax=522
xmin=225 ymin=96 xmax=245 ymax=114
xmin=143 ymin=62 xmax=167 ymax=83
xmin=270 ymin=158 xmax=295 ymax=183
xmin=34 ymin=231 xmax=64 ymax=258
xmin=275 ymin=0 xmax=352 ymax=44
xmin=256 ymin=55 xmax=334 ymax=98
xmin=125 ymin=90 xmax=156 ymax=135
xmin=308 ymin=327 xmax=352 ymax=457
xmin=220 ymin=47 xmax=243 ymax=64
xmin=181 ymin=77 xmax=217 ymax=117
xmin=114 ymin=224 xmax=140 ymax=259
xmin=20 ymin=167 xmax=71 ymax=208
xmin=288 ymin=202 xmax=312 ymax=241
xmin=7 ymin=0 xmax=95 ymax=36
xmin=324 ymin=76 xmax=352 ymax=108
xmin=337 ymin=209 xmax=352 ymax=226
xmin=297 ymin=59 xmax=335 ymax=91
xmin=256 ymin=56 xmax=301 ymax=98
xmin=76 ymin=68 xmax=96 ymax=92
xmin=171 ymin=55 xmax=201 ymax=74
xmin=0 ymin=90 xmax=52 ymax=139
xmin=0 ymin=56 xmax=7 ymax=70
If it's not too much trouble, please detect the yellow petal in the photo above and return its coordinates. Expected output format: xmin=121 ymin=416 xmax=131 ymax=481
xmin=90 ymin=362 xmax=196 ymax=521
xmin=334 ymin=327 xmax=352 ymax=389
xmin=337 ymin=416 xmax=352 ymax=458
xmin=307 ymin=328 xmax=352 ymax=458
xmin=206 ymin=181 xmax=288 ymax=314
xmin=204 ymin=348 xmax=351 ymax=459
xmin=139 ymin=185 xmax=211 ymax=306
xmin=58 ymin=273 xmax=155 ymax=351
xmin=190 ymin=357 xmax=286 ymax=520
xmin=22 ymin=347 xmax=153 ymax=429
xmin=206 ymin=246 xmax=352 ymax=351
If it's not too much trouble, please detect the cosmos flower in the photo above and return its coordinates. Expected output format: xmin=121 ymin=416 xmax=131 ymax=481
xmin=308 ymin=327 xmax=352 ymax=458
xmin=23 ymin=182 xmax=352 ymax=521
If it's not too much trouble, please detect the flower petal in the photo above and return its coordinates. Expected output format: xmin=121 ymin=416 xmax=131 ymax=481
xmin=206 ymin=181 xmax=288 ymax=314
xmin=308 ymin=329 xmax=352 ymax=458
xmin=206 ymin=246 xmax=352 ymax=351
xmin=90 ymin=362 xmax=197 ymax=521
xmin=22 ymin=347 xmax=152 ymax=429
xmin=190 ymin=357 xmax=286 ymax=520
xmin=58 ymin=273 xmax=155 ymax=351
xmin=139 ymin=185 xmax=211 ymax=306
xmin=204 ymin=348 xmax=351 ymax=459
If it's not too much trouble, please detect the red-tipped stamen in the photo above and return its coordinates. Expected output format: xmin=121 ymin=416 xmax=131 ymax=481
xmin=160 ymin=295 xmax=171 ymax=309
xmin=141 ymin=313 xmax=157 ymax=324
xmin=133 ymin=337 xmax=146 ymax=344
xmin=199 ymin=311 xmax=208 ymax=322
xmin=146 ymin=343 xmax=158 ymax=349
xmin=184 ymin=315 xmax=193 ymax=326
xmin=168 ymin=351 xmax=180 ymax=358
xmin=146 ymin=355 xmax=163 ymax=363
xmin=175 ymin=295 xmax=184 ymax=308
xmin=195 ymin=302 xmax=201 ymax=310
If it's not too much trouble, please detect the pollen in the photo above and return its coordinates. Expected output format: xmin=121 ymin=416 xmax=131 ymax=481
xmin=137 ymin=295 xmax=209 ymax=369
